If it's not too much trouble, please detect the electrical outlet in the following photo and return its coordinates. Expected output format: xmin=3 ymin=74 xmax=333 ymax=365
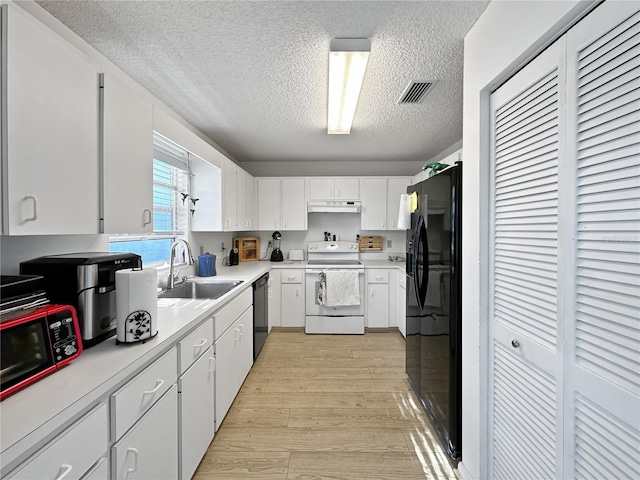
xmin=221 ymin=242 xmax=225 ymax=251
xmin=387 ymin=240 xmax=392 ymax=248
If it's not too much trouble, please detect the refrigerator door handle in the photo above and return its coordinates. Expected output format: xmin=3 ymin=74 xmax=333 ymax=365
xmin=415 ymin=216 xmax=429 ymax=310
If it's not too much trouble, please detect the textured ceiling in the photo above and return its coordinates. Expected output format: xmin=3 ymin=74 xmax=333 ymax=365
xmin=35 ymin=0 xmax=489 ymax=165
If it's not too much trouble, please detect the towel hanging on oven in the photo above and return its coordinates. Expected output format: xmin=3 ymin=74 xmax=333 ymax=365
xmin=325 ymin=270 xmax=360 ymax=307
xmin=317 ymin=272 xmax=326 ymax=306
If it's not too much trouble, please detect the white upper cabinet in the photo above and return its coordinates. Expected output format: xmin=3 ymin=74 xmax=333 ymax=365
xmin=1 ymin=3 xmax=99 ymax=235
xmin=308 ymin=177 xmax=359 ymax=200
xmin=190 ymin=152 xmax=223 ymax=232
xmin=386 ymin=177 xmax=411 ymax=230
xmin=360 ymin=178 xmax=387 ymax=230
xmin=101 ymin=73 xmax=153 ymax=234
xmin=245 ymin=172 xmax=256 ymax=230
xmin=223 ymin=159 xmax=254 ymax=231
xmin=257 ymin=178 xmax=281 ymax=231
xmin=223 ymin=158 xmax=239 ymax=231
xmin=281 ymin=178 xmax=306 ymax=230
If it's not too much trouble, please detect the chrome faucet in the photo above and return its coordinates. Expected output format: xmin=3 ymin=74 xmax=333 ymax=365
xmin=167 ymin=239 xmax=194 ymax=289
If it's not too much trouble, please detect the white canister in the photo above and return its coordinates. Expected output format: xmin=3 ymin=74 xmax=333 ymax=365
xmin=115 ymin=268 xmax=158 ymax=344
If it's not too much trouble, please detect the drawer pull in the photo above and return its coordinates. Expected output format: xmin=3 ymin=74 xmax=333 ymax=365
xmin=375 ymin=276 xmax=384 ymax=281
xmin=238 ymin=324 xmax=245 ymax=336
xmin=287 ymin=276 xmax=296 ymax=281
xmin=143 ymin=379 xmax=165 ymax=396
xmin=511 ymin=340 xmax=520 ymax=348
xmin=125 ymin=448 xmax=139 ymax=479
xmin=194 ymin=339 xmax=208 ymax=349
xmin=55 ymin=464 xmax=73 ymax=480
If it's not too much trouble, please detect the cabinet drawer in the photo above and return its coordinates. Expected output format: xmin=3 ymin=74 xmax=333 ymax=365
xmin=281 ymin=270 xmax=303 ymax=284
xmin=111 ymin=386 xmax=178 ymax=480
xmin=214 ymin=288 xmax=252 ymax=340
xmin=367 ymin=269 xmax=389 ymax=284
xmin=110 ymin=348 xmax=177 ymax=440
xmin=7 ymin=404 xmax=108 ymax=480
xmin=178 ymin=317 xmax=213 ymax=374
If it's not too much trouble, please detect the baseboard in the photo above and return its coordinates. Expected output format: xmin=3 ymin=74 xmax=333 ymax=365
xmin=365 ymin=327 xmax=401 ymax=334
xmin=457 ymin=461 xmax=473 ymax=480
xmin=270 ymin=327 xmax=305 ymax=332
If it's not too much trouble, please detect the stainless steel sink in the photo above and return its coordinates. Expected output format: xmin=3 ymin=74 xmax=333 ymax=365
xmin=158 ymin=280 xmax=243 ymax=299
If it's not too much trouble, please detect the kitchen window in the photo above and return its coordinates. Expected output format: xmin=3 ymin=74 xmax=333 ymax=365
xmin=109 ymin=133 xmax=190 ymax=266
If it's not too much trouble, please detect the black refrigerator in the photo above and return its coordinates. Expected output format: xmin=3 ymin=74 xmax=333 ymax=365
xmin=405 ymin=162 xmax=462 ymax=461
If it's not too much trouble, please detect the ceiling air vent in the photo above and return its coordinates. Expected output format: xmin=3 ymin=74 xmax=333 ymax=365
xmin=397 ymin=81 xmax=436 ymax=104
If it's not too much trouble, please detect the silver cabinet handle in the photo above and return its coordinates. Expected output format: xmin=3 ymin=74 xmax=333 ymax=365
xmin=511 ymin=340 xmax=520 ymax=348
xmin=194 ymin=339 xmax=208 ymax=349
xmin=238 ymin=324 xmax=245 ymax=335
xmin=209 ymin=357 xmax=216 ymax=373
xmin=125 ymin=448 xmax=139 ymax=479
xmin=54 ymin=464 xmax=73 ymax=480
xmin=143 ymin=379 xmax=165 ymax=395
xmin=23 ymin=195 xmax=38 ymax=222
xmin=143 ymin=209 xmax=152 ymax=226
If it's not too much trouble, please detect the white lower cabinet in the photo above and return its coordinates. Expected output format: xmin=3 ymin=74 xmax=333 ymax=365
xmin=214 ymin=308 xmax=253 ymax=429
xmin=280 ymin=270 xmax=304 ymax=327
xmin=365 ymin=269 xmax=390 ymax=328
xmin=6 ymin=404 xmax=108 ymax=480
xmin=268 ymin=270 xmax=281 ymax=330
xmin=111 ymin=386 xmax=178 ymax=480
xmin=178 ymin=346 xmax=215 ymax=480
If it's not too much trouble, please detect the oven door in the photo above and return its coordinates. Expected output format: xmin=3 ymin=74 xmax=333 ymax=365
xmin=305 ymin=269 xmax=365 ymax=316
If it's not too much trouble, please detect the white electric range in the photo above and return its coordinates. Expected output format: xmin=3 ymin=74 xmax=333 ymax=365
xmin=305 ymin=241 xmax=365 ymax=334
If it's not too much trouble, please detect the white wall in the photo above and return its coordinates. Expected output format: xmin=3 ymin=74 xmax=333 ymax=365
xmin=0 ymin=235 xmax=110 ymax=274
xmin=460 ymin=1 xmax=599 ymax=479
xmin=192 ymin=213 xmax=406 ymax=266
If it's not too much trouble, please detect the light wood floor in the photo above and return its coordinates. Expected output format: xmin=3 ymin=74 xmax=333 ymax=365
xmin=193 ymin=330 xmax=459 ymax=480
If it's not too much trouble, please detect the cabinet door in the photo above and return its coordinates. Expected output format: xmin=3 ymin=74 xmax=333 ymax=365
xmin=112 ymin=386 xmax=178 ymax=480
xmin=102 ymin=73 xmax=153 ymax=234
xmin=282 ymin=178 xmax=306 ymax=230
xmin=308 ymin=178 xmax=334 ymax=200
xmin=335 ymin=178 xmax=359 ymax=200
xmin=3 ymin=4 xmax=98 ymax=235
xmin=190 ymin=153 xmax=223 ymax=232
xmin=361 ymin=178 xmax=387 ymax=230
xmin=281 ymin=283 xmax=304 ymax=327
xmin=179 ymin=346 xmax=215 ymax=480
xmin=257 ymin=178 xmax=281 ymax=231
xmin=236 ymin=168 xmax=248 ymax=231
xmin=223 ymin=159 xmax=238 ymax=231
xmin=386 ymin=178 xmax=411 ymax=230
xmin=214 ymin=308 xmax=253 ymax=428
xmin=245 ymin=173 xmax=256 ymax=230
xmin=268 ymin=270 xmax=281 ymax=330
xmin=366 ymin=284 xmax=389 ymax=328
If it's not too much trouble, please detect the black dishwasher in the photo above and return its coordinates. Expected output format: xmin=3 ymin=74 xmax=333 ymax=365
xmin=252 ymin=273 xmax=269 ymax=360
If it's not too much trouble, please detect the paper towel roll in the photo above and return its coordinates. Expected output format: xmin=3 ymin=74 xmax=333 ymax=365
xmin=115 ymin=268 xmax=158 ymax=344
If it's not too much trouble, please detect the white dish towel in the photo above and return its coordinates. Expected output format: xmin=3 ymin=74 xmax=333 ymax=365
xmin=325 ymin=270 xmax=360 ymax=307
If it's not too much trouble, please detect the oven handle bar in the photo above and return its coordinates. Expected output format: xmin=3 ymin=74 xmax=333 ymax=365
xmin=306 ymin=269 xmax=364 ymax=274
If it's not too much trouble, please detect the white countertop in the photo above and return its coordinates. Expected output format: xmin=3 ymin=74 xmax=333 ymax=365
xmin=0 ymin=258 xmax=405 ymax=472
xmin=0 ymin=260 xmax=271 ymax=472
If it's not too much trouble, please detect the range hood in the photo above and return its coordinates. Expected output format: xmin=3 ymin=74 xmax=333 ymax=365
xmin=307 ymin=201 xmax=361 ymax=213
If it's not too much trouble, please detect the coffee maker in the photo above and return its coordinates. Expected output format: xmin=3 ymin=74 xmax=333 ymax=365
xmin=270 ymin=231 xmax=283 ymax=262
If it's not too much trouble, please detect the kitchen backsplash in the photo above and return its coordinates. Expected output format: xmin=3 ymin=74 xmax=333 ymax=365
xmin=1 ymin=213 xmax=405 ymax=274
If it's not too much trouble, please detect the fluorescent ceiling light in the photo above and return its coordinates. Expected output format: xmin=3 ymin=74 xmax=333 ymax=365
xmin=327 ymin=38 xmax=370 ymax=135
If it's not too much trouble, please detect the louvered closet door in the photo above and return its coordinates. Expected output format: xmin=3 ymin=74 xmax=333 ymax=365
xmin=563 ymin=4 xmax=640 ymax=479
xmin=489 ymin=40 xmax=566 ymax=480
